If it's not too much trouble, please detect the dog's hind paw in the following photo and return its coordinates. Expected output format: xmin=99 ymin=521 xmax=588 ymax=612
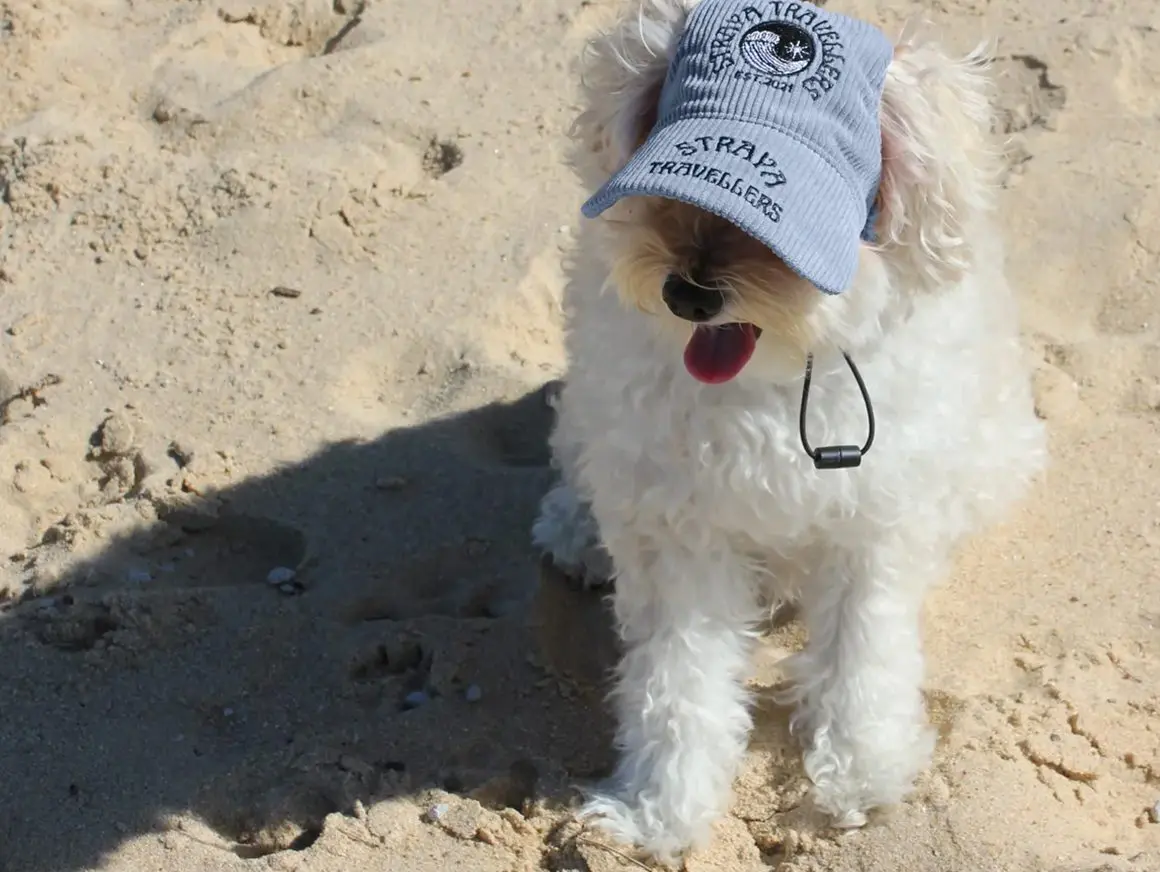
xmin=532 ymin=482 xmax=614 ymax=589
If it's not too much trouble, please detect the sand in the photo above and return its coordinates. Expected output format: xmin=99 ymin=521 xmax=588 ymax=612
xmin=0 ymin=0 xmax=1157 ymax=870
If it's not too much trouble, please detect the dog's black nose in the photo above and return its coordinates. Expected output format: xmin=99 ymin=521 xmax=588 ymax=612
xmin=662 ymin=275 xmax=725 ymax=323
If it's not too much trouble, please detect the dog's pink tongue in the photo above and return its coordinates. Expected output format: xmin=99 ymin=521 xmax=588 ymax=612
xmin=683 ymin=323 xmax=758 ymax=384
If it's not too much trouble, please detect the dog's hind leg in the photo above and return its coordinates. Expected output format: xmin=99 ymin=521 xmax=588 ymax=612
xmin=532 ymin=479 xmax=614 ymax=588
xmin=532 ymin=384 xmax=614 ymax=588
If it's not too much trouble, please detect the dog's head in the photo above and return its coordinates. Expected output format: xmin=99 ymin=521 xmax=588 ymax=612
xmin=571 ymin=0 xmax=1000 ymax=383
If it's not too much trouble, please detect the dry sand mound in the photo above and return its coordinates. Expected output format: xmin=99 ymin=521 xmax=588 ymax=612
xmin=0 ymin=1 xmax=1158 ymax=870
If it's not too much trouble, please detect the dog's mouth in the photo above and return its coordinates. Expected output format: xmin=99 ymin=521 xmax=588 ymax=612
xmin=683 ymin=323 xmax=763 ymax=384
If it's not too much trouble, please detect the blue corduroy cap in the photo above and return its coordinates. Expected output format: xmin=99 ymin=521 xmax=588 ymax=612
xmin=581 ymin=0 xmax=894 ymax=294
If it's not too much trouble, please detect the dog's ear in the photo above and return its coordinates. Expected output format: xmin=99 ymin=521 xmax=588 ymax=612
xmin=874 ymin=37 xmax=1001 ymax=291
xmin=570 ymin=1 xmax=695 ymax=178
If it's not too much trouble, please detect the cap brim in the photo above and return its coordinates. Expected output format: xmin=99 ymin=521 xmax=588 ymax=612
xmin=581 ymin=116 xmax=866 ymax=295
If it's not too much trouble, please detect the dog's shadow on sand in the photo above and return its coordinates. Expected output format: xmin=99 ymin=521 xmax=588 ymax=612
xmin=0 ymin=379 xmax=681 ymax=872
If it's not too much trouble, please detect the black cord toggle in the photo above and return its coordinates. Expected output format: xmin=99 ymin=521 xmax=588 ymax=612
xmin=798 ymin=351 xmax=875 ymax=470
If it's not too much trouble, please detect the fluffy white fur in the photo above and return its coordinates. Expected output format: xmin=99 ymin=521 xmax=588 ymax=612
xmin=532 ymin=0 xmax=1047 ymax=862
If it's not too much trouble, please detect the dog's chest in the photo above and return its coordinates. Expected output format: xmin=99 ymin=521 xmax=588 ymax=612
xmin=584 ymin=374 xmax=856 ymax=542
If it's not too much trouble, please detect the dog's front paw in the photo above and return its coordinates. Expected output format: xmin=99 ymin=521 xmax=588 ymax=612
xmin=577 ymin=791 xmax=696 ymax=865
xmin=532 ymin=483 xmax=613 ymax=589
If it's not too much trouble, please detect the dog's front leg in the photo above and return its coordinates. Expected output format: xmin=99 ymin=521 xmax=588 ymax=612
xmin=783 ymin=539 xmax=937 ymax=827
xmin=578 ymin=539 xmax=760 ymax=862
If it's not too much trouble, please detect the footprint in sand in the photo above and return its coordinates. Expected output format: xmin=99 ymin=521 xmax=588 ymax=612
xmin=991 ymin=54 xmax=1067 ymax=185
xmin=339 ymin=535 xmax=541 ymax=626
xmin=17 ymin=507 xmax=309 ymax=652
xmin=1079 ymin=21 xmax=1160 ymax=118
xmin=142 ymin=508 xmax=310 ymax=591
xmin=961 ymin=638 xmax=1159 ymax=836
xmin=216 ymin=0 xmax=360 ymax=57
xmin=459 ymin=247 xmax=567 ymax=376
xmin=993 ymin=54 xmax=1068 ymax=135
xmin=329 ymin=335 xmax=480 ymax=428
xmin=1032 ymin=337 xmax=1152 ymax=421
xmin=1097 ymin=198 xmax=1160 ymax=337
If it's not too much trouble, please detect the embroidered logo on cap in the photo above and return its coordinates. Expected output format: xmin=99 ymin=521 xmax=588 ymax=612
xmin=738 ymin=21 xmax=815 ymax=77
xmin=708 ymin=2 xmax=846 ymax=99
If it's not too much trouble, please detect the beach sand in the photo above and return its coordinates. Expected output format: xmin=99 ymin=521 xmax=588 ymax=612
xmin=1 ymin=1 xmax=1158 ymax=870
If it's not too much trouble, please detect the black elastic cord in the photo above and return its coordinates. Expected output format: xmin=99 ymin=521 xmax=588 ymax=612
xmin=798 ymin=351 xmax=875 ymax=470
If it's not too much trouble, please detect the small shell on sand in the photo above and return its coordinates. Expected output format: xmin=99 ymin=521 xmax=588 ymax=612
xmin=266 ymin=566 xmax=296 ymax=585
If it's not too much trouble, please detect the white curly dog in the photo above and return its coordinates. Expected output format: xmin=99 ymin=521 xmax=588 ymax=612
xmin=532 ymin=0 xmax=1046 ymax=862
